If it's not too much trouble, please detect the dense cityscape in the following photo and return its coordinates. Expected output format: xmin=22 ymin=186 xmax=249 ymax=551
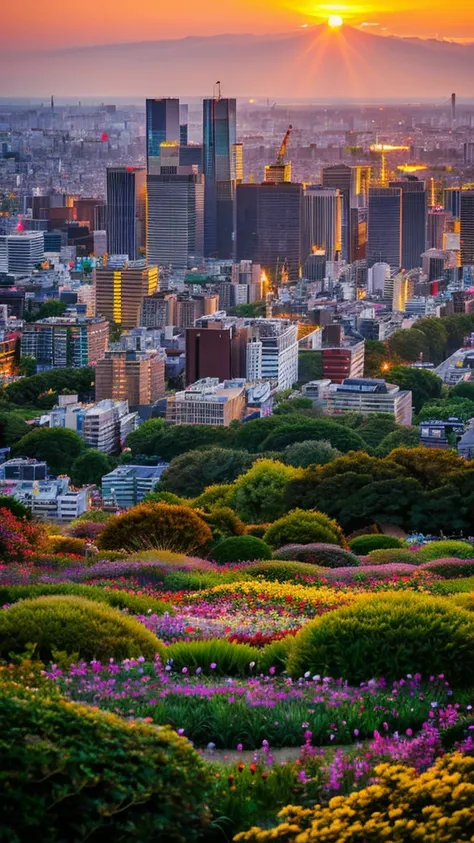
xmin=1 ymin=16 xmax=474 ymax=841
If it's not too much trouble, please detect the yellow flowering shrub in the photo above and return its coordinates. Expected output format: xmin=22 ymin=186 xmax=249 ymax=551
xmin=189 ymin=579 xmax=355 ymax=612
xmin=235 ymin=752 xmax=474 ymax=842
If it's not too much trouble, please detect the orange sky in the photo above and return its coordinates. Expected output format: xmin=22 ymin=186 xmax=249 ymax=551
xmin=3 ymin=0 xmax=474 ymax=49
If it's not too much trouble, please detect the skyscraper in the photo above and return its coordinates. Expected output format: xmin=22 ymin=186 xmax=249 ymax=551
xmin=0 ymin=232 xmax=44 ymax=273
xmin=389 ymin=178 xmax=427 ymax=271
xmin=95 ymin=260 xmax=158 ymax=329
xmin=367 ymin=187 xmax=402 ymax=272
xmin=443 ymin=187 xmax=461 ymax=219
xmin=302 ymin=186 xmax=342 ymax=263
xmin=427 ymin=210 xmax=450 ymax=250
xmin=146 ymin=98 xmax=180 ymax=174
xmin=146 ymin=172 xmax=204 ymax=269
xmin=106 ymin=167 xmax=146 ymax=260
xmin=460 ymin=190 xmax=474 ymax=266
xmin=236 ymin=182 xmax=303 ymax=283
xmin=322 ymin=164 xmax=371 ymax=261
xmin=202 ymin=96 xmax=237 ymax=259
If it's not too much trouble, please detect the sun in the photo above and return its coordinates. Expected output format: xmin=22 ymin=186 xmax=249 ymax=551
xmin=328 ymin=14 xmax=343 ymax=27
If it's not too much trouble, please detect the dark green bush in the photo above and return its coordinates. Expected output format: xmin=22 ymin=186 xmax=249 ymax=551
xmin=287 ymin=592 xmax=474 ymax=687
xmin=272 ymin=544 xmax=359 ymax=568
xmin=165 ymin=639 xmax=261 ymax=676
xmin=98 ymin=503 xmax=212 ymax=554
xmin=0 ymin=685 xmax=212 ymax=842
xmin=0 ymin=584 xmax=171 ymax=616
xmin=163 ymin=570 xmax=241 ymax=591
xmin=349 ymin=534 xmax=405 ymax=554
xmin=0 ymin=596 xmax=165 ymax=662
xmin=49 ymin=536 xmax=88 ymax=556
xmin=211 ymin=535 xmax=272 ymax=564
xmin=263 ymin=509 xmax=344 ymax=549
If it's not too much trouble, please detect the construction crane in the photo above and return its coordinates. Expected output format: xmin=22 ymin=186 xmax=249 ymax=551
xmin=264 ymin=125 xmax=293 ymax=183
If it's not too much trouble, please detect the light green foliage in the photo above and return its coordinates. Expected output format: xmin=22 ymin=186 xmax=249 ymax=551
xmin=212 ymin=535 xmax=272 ymax=564
xmin=283 ymin=439 xmax=340 ymax=468
xmin=230 ymin=459 xmax=301 ymax=524
xmin=263 ymin=509 xmax=344 ymax=548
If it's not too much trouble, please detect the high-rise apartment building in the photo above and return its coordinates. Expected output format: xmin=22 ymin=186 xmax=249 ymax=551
xmin=95 ymin=348 xmax=166 ymax=406
xmin=302 ymin=186 xmax=342 ymax=263
xmin=21 ymin=316 xmax=109 ymax=370
xmin=443 ymin=187 xmax=461 ymax=219
xmin=367 ymin=187 xmax=402 ymax=272
xmin=106 ymin=167 xmax=146 ymax=260
xmin=185 ymin=323 xmax=248 ymax=384
xmin=460 ymin=191 xmax=474 ymax=266
xmin=389 ymin=179 xmax=427 ymax=270
xmin=141 ymin=292 xmax=177 ymax=328
xmin=322 ymin=164 xmax=371 ymax=261
xmin=202 ymin=96 xmax=237 ymax=259
xmin=146 ymin=173 xmax=204 ymax=268
xmin=0 ymin=232 xmax=44 ymax=274
xmin=427 ymin=210 xmax=450 ymax=250
xmin=236 ymin=182 xmax=303 ymax=282
xmin=94 ymin=260 xmax=158 ymax=329
xmin=146 ymin=98 xmax=180 ymax=174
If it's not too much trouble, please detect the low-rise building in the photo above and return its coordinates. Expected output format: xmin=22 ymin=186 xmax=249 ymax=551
xmin=166 ymin=378 xmax=246 ymax=426
xmin=323 ymin=377 xmax=413 ymax=426
xmin=101 ymin=463 xmax=168 ymax=509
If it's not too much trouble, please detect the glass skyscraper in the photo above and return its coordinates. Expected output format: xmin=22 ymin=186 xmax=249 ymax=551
xmin=202 ymin=97 xmax=237 ymax=259
xmin=106 ymin=167 xmax=146 ymax=260
xmin=367 ymin=187 xmax=402 ymax=273
xmin=146 ymin=99 xmax=180 ymax=174
xmin=389 ymin=178 xmax=427 ymax=271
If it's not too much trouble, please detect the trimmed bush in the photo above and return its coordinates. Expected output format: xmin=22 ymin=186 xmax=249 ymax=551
xmin=367 ymin=548 xmax=419 ymax=565
xmin=235 ymin=753 xmax=474 ymax=843
xmin=202 ymin=506 xmax=246 ymax=540
xmin=165 ymin=638 xmax=260 ymax=676
xmin=98 ymin=502 xmax=212 ymax=553
xmin=0 ymin=584 xmax=172 ymax=616
xmin=259 ymin=635 xmax=295 ymax=674
xmin=211 ymin=535 xmax=272 ymax=564
xmin=349 ymin=533 xmax=405 ymax=554
xmin=0 ymin=596 xmax=165 ymax=662
xmin=415 ymin=540 xmax=474 ymax=561
xmin=0 ymin=686 xmax=212 ymax=842
xmin=272 ymin=544 xmax=359 ymax=568
xmin=244 ymin=560 xmax=325 ymax=582
xmin=48 ymin=536 xmax=87 ymax=556
xmin=287 ymin=592 xmax=474 ymax=687
xmin=67 ymin=520 xmax=106 ymax=540
xmin=419 ymin=558 xmax=474 ymax=578
xmin=0 ymin=508 xmax=47 ymax=564
xmin=245 ymin=524 xmax=271 ymax=539
xmin=263 ymin=509 xmax=344 ymax=549
xmin=191 ymin=484 xmax=233 ymax=512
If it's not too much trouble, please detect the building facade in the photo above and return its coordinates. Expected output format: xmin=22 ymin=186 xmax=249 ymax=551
xmin=202 ymin=97 xmax=237 ymax=259
xmin=146 ymin=173 xmax=204 ymax=269
xmin=146 ymin=98 xmax=180 ymax=174
xmin=106 ymin=167 xmax=146 ymax=260
xmin=460 ymin=191 xmax=474 ymax=266
xmin=0 ymin=232 xmax=44 ymax=274
xmin=389 ymin=178 xmax=427 ymax=271
xmin=166 ymin=378 xmax=246 ymax=425
xmin=21 ymin=316 xmax=109 ymax=369
xmin=367 ymin=187 xmax=402 ymax=272
xmin=95 ymin=260 xmax=158 ymax=329
xmin=95 ymin=348 xmax=166 ymax=406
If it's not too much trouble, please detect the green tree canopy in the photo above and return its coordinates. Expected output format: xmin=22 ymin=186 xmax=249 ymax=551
xmin=258 ymin=419 xmax=368 ymax=454
xmin=417 ymin=398 xmax=474 ymax=424
xmin=3 ymin=368 xmax=94 ymax=407
xmin=12 ymin=427 xmax=85 ymax=476
xmin=354 ymin=414 xmax=400 ymax=449
xmin=126 ymin=419 xmax=166 ymax=456
xmin=283 ymin=439 xmax=341 ymax=468
xmin=159 ymin=448 xmax=255 ymax=498
xmin=25 ymin=299 xmax=67 ymax=322
xmin=230 ymin=459 xmax=301 ymax=524
xmin=415 ymin=318 xmax=448 ymax=365
xmin=387 ymin=328 xmax=429 ymax=363
xmin=339 ymin=476 xmax=423 ymax=531
xmin=70 ymin=449 xmax=113 ymax=488
xmin=387 ymin=365 xmax=443 ymax=413
xmin=18 ymin=356 xmax=37 ymax=377
xmin=451 ymin=381 xmax=474 ymax=402
xmin=388 ymin=446 xmax=469 ymax=490
xmin=298 ymin=350 xmax=323 ymax=383
xmin=363 ymin=340 xmax=388 ymax=378
xmin=375 ymin=426 xmax=420 ymax=458
xmin=0 ymin=411 xmax=30 ymax=448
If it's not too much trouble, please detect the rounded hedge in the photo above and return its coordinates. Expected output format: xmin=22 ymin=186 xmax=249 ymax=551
xmin=287 ymin=592 xmax=474 ymax=687
xmin=349 ymin=533 xmax=405 ymax=554
xmin=0 ymin=685 xmax=212 ymax=842
xmin=367 ymin=548 xmax=419 ymax=565
xmin=272 ymin=543 xmax=360 ymax=568
xmin=0 ymin=583 xmax=172 ymax=616
xmin=419 ymin=558 xmax=474 ymax=578
xmin=98 ymin=502 xmax=212 ymax=554
xmin=48 ymin=536 xmax=88 ymax=556
xmin=244 ymin=560 xmax=325 ymax=582
xmin=0 ymin=596 xmax=165 ymax=662
xmin=263 ymin=509 xmax=344 ymax=549
xmin=415 ymin=540 xmax=474 ymax=561
xmin=211 ymin=535 xmax=272 ymax=564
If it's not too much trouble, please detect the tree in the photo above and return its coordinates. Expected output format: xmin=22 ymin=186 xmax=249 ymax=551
xmin=355 ymin=414 xmax=399 ymax=449
xmin=274 ymin=397 xmax=317 ymax=416
xmin=17 ymin=356 xmax=37 ymax=377
xmin=126 ymin=419 xmax=166 ymax=456
xmin=0 ymin=495 xmax=31 ymax=520
xmin=230 ymin=459 xmax=301 ymax=524
xmin=126 ymin=422 xmax=233 ymax=461
xmin=0 ymin=411 xmax=30 ymax=448
xmin=387 ymin=328 xmax=430 ymax=363
xmin=388 ymin=446 xmax=468 ymax=490
xmin=285 ymin=470 xmax=375 ymax=521
xmin=227 ymin=300 xmax=266 ymax=317
xmin=12 ymin=427 xmax=84 ymax=476
xmin=339 ymin=477 xmax=423 ymax=531
xmin=298 ymin=350 xmax=323 ymax=383
xmin=410 ymin=484 xmax=471 ymax=535
xmin=3 ymin=368 xmax=94 ymax=407
xmin=452 ymin=381 xmax=474 ymax=402
xmin=363 ymin=340 xmax=388 ymax=378
xmin=258 ymin=419 xmax=368 ymax=454
xmin=375 ymin=426 xmax=420 ymax=457
xmin=415 ymin=318 xmax=448 ymax=365
xmin=159 ymin=448 xmax=255 ymax=497
xmin=387 ymin=365 xmax=443 ymax=413
xmin=417 ymin=398 xmax=474 ymax=424
xmin=98 ymin=502 xmax=212 ymax=553
xmin=70 ymin=449 xmax=113 ymax=488
xmin=25 ymin=299 xmax=66 ymax=322
xmin=283 ymin=439 xmax=340 ymax=468
xmin=442 ymin=314 xmax=474 ymax=353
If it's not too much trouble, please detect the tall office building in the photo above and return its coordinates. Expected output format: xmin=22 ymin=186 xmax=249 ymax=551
xmin=146 ymin=173 xmax=204 ymax=269
xmin=106 ymin=167 xmax=146 ymax=261
xmin=202 ymin=96 xmax=237 ymax=259
xmin=95 ymin=348 xmax=166 ymax=406
xmin=0 ymin=232 xmax=44 ymax=274
xmin=236 ymin=182 xmax=303 ymax=283
xmin=185 ymin=323 xmax=248 ymax=384
xmin=302 ymin=186 xmax=342 ymax=263
xmin=146 ymin=98 xmax=180 ymax=174
xmin=427 ymin=210 xmax=450 ymax=250
xmin=460 ymin=191 xmax=474 ymax=266
xmin=94 ymin=260 xmax=158 ymax=329
xmin=322 ymin=164 xmax=371 ymax=261
xmin=367 ymin=187 xmax=402 ymax=272
xmin=389 ymin=179 xmax=427 ymax=270
xmin=179 ymin=103 xmax=189 ymax=146
xmin=443 ymin=187 xmax=461 ymax=219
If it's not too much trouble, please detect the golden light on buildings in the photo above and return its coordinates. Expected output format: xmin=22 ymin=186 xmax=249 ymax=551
xmin=370 ymin=144 xmax=410 ymax=152
xmin=328 ymin=14 xmax=343 ymax=26
xmin=381 ymin=362 xmax=390 ymax=372
xmin=397 ymin=164 xmax=428 ymax=173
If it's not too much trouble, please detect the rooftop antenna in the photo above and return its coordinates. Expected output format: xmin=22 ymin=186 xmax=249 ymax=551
xmin=214 ymin=81 xmax=222 ymax=101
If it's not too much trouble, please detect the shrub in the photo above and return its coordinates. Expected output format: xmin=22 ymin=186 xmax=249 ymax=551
xmin=245 ymin=524 xmax=270 ymax=539
xmin=163 ymin=570 xmax=240 ymax=591
xmin=191 ymin=484 xmax=233 ymax=512
xmin=283 ymin=439 xmax=340 ymax=468
xmin=287 ymin=592 xmax=474 ymax=687
xmin=48 ymin=536 xmax=87 ymax=556
xmin=0 ymin=596 xmax=165 ymax=662
xmin=143 ymin=490 xmax=186 ymax=505
xmin=259 ymin=636 xmax=295 ymax=674
xmin=98 ymin=503 xmax=212 ymax=553
xmin=0 ymin=507 xmax=47 ymax=564
xmin=0 ymin=686 xmax=212 ymax=842
xmin=0 ymin=584 xmax=172 ymax=616
xmin=415 ymin=540 xmax=474 ymax=561
xmin=263 ymin=509 xmax=344 ymax=549
xmin=452 ymin=593 xmax=474 ymax=612
xmin=419 ymin=558 xmax=474 ymax=578
xmin=349 ymin=533 xmax=405 ymax=554
xmin=29 ymin=553 xmax=87 ymax=569
xmin=0 ymin=495 xmax=31 ymax=520
xmin=235 ymin=753 xmax=474 ymax=843
xmin=202 ymin=506 xmax=246 ymax=541
xmin=73 ymin=510 xmax=112 ymax=524
xmin=67 ymin=520 xmax=106 ymax=540
xmin=244 ymin=560 xmax=325 ymax=582
xmin=230 ymin=460 xmax=301 ymax=524
xmin=367 ymin=548 xmax=419 ymax=565
xmin=165 ymin=638 xmax=261 ymax=676
xmin=272 ymin=544 xmax=359 ymax=568
xmin=212 ymin=535 xmax=272 ymax=564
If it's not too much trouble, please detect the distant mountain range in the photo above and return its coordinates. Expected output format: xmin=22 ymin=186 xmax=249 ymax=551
xmin=2 ymin=26 xmax=474 ymax=98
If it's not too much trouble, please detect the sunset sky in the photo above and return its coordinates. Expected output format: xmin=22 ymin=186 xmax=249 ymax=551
xmin=3 ymin=0 xmax=474 ymax=50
